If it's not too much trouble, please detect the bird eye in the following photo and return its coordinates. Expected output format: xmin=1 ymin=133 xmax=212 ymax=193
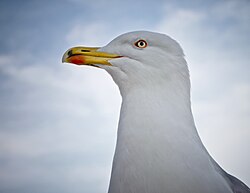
xmin=134 ymin=40 xmax=147 ymax=48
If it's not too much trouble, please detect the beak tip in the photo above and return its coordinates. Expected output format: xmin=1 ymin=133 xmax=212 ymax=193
xmin=62 ymin=52 xmax=68 ymax=63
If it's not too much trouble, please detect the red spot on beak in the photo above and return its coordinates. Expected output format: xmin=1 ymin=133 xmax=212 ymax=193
xmin=68 ymin=55 xmax=85 ymax=65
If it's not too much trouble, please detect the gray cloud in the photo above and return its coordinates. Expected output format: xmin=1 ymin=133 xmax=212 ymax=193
xmin=0 ymin=53 xmax=119 ymax=193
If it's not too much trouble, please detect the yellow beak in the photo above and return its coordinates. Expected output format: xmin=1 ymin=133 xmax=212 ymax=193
xmin=62 ymin=47 xmax=121 ymax=67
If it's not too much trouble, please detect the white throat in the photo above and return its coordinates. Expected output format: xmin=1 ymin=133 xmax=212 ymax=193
xmin=107 ymin=74 xmax=231 ymax=193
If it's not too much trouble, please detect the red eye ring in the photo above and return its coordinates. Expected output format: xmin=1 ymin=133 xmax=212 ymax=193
xmin=134 ymin=39 xmax=147 ymax=48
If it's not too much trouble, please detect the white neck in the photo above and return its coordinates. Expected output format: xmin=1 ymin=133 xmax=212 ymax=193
xmin=108 ymin=76 xmax=231 ymax=193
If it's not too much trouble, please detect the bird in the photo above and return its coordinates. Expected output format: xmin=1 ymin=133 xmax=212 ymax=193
xmin=62 ymin=31 xmax=250 ymax=193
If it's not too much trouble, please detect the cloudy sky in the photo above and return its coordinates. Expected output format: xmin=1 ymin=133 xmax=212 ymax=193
xmin=0 ymin=0 xmax=249 ymax=192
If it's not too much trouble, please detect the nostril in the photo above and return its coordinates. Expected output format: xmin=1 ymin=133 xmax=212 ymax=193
xmin=81 ymin=49 xmax=90 ymax=52
xmin=68 ymin=50 xmax=73 ymax=57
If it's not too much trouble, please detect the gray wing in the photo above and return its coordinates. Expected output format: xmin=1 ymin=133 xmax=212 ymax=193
xmin=210 ymin=156 xmax=250 ymax=193
xmin=225 ymin=173 xmax=250 ymax=193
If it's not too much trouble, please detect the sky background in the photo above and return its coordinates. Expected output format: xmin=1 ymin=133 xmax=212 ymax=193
xmin=0 ymin=0 xmax=249 ymax=193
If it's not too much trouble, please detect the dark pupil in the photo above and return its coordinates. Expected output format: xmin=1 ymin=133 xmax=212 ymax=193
xmin=139 ymin=41 xmax=144 ymax=46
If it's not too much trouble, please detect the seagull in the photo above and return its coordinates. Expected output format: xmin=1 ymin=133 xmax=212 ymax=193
xmin=62 ymin=31 xmax=250 ymax=193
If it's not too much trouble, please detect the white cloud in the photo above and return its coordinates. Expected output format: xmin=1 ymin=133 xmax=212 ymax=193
xmin=193 ymin=83 xmax=250 ymax=181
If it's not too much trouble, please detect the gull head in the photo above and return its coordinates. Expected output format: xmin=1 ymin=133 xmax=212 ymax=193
xmin=62 ymin=31 xmax=189 ymax=95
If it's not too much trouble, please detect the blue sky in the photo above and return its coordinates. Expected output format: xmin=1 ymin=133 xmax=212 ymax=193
xmin=0 ymin=0 xmax=249 ymax=193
